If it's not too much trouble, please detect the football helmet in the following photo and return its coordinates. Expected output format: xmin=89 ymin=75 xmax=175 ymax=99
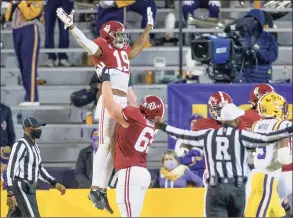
xmin=99 ymin=21 xmax=128 ymax=49
xmin=249 ymin=83 xmax=275 ymax=106
xmin=208 ymin=91 xmax=233 ymax=120
xmin=139 ymin=95 xmax=165 ymax=121
xmin=257 ymin=93 xmax=288 ymax=120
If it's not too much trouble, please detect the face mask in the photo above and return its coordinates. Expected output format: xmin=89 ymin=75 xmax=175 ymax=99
xmin=91 ymin=136 xmax=99 ymax=152
xmin=30 ymin=129 xmax=42 ymax=139
xmin=164 ymin=160 xmax=177 ymax=170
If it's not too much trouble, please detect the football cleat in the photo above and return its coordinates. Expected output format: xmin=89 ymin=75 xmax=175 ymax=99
xmin=100 ymin=191 xmax=114 ymax=214
xmin=89 ymin=189 xmax=106 ymax=210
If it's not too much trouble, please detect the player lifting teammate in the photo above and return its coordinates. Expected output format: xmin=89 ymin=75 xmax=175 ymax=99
xmin=98 ymin=66 xmax=165 ymax=217
xmin=245 ymin=92 xmax=292 ymax=217
xmin=57 ymin=7 xmax=155 ymax=213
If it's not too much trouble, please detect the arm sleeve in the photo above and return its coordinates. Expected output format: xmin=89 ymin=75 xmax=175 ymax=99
xmin=256 ymin=33 xmax=278 ymax=63
xmin=160 ymin=124 xmax=208 ymax=147
xmin=6 ymin=107 xmax=16 ymax=146
xmin=184 ymin=168 xmax=203 ymax=187
xmin=122 ymin=106 xmax=142 ymax=124
xmin=39 ymin=163 xmax=57 ymax=187
xmin=240 ymin=127 xmax=292 ymax=148
xmin=6 ymin=142 xmax=27 ymax=194
xmin=70 ymin=27 xmax=101 ymax=55
xmin=74 ymin=150 xmax=91 ymax=188
xmin=17 ymin=1 xmax=43 ymax=20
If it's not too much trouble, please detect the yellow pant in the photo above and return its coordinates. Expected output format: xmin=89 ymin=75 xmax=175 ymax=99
xmin=245 ymin=172 xmax=286 ymax=217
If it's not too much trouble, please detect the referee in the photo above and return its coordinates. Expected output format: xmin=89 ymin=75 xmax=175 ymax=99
xmin=6 ymin=116 xmax=66 ymax=217
xmin=155 ymin=103 xmax=293 ymax=217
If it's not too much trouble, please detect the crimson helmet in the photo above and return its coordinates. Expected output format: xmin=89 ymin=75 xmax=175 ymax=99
xmin=139 ymin=96 xmax=165 ymax=121
xmin=208 ymin=91 xmax=233 ymax=120
xmin=99 ymin=21 xmax=128 ymax=49
xmin=249 ymin=83 xmax=275 ymax=106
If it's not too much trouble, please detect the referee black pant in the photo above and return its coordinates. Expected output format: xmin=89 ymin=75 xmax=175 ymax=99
xmin=11 ymin=178 xmax=40 ymax=217
xmin=205 ymin=180 xmax=246 ymax=217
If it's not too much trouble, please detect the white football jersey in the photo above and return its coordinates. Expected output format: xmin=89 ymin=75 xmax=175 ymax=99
xmin=252 ymin=119 xmax=292 ymax=177
xmin=107 ymin=68 xmax=129 ymax=94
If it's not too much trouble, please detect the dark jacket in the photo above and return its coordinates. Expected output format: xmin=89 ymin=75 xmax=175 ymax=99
xmin=237 ymin=9 xmax=278 ymax=83
xmin=74 ymin=145 xmax=93 ymax=188
xmin=0 ymin=103 xmax=15 ymax=147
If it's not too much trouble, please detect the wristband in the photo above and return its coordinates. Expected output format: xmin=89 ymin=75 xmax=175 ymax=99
xmin=159 ymin=123 xmax=167 ymax=131
xmin=101 ymin=68 xmax=110 ymax=83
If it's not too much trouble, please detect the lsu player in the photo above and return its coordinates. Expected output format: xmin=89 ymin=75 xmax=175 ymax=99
xmin=245 ymin=93 xmax=292 ymax=217
xmin=242 ymin=83 xmax=275 ymax=129
xmin=100 ymin=67 xmax=165 ymax=217
xmin=56 ymin=7 xmax=154 ymax=213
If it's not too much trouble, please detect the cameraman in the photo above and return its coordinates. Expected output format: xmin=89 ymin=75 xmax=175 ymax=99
xmin=236 ymin=9 xmax=278 ymax=83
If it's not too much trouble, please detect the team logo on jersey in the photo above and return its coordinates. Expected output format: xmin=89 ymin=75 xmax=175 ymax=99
xmin=104 ymin=25 xmax=111 ymax=33
xmin=147 ymin=102 xmax=157 ymax=110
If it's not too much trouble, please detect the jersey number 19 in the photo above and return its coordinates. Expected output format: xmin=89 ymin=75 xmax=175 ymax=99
xmin=113 ymin=50 xmax=130 ymax=73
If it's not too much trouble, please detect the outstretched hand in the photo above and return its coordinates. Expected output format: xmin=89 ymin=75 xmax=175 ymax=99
xmin=56 ymin=8 xmax=75 ymax=30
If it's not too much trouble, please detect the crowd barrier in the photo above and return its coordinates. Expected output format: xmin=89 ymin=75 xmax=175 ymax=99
xmin=167 ymin=83 xmax=293 ymax=148
xmin=1 ymin=188 xmax=206 ymax=217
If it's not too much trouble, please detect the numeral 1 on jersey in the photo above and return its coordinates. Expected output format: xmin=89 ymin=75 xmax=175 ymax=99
xmin=113 ymin=50 xmax=130 ymax=73
xmin=134 ymin=127 xmax=155 ymax=153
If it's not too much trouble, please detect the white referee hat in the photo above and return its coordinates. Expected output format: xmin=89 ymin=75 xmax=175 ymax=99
xmin=220 ymin=103 xmax=245 ymax=121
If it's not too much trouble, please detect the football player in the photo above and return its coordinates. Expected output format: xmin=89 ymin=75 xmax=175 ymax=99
xmin=245 ymin=93 xmax=292 ymax=217
xmin=57 ymin=7 xmax=154 ymax=213
xmin=242 ymin=83 xmax=275 ymax=129
xmin=193 ymin=91 xmax=247 ymax=131
xmin=97 ymin=67 xmax=165 ymax=217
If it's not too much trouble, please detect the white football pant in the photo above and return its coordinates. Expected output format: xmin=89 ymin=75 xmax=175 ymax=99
xmin=91 ymin=95 xmax=127 ymax=188
xmin=277 ymin=171 xmax=293 ymax=203
xmin=116 ymin=166 xmax=151 ymax=217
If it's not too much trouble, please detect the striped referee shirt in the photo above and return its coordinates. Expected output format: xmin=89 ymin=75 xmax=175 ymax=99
xmin=160 ymin=123 xmax=292 ymax=180
xmin=6 ymin=134 xmax=56 ymax=193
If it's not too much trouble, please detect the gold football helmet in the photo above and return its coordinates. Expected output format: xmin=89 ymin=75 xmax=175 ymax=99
xmin=257 ymin=93 xmax=288 ymax=119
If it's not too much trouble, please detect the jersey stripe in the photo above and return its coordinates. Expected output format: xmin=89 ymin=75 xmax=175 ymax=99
xmin=273 ymin=120 xmax=284 ymax=131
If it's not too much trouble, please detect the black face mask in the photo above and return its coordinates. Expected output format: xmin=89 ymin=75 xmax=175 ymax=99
xmin=30 ymin=129 xmax=42 ymax=139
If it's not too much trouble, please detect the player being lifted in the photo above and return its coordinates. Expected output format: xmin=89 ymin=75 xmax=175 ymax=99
xmin=99 ymin=66 xmax=165 ymax=217
xmin=245 ymin=92 xmax=292 ymax=217
xmin=56 ymin=7 xmax=155 ymax=213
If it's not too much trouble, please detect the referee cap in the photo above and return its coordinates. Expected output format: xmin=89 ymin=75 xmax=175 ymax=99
xmin=220 ymin=103 xmax=245 ymax=121
xmin=23 ymin=116 xmax=46 ymax=129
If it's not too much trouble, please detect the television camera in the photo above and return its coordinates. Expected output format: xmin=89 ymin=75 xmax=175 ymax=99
xmin=191 ymin=16 xmax=258 ymax=83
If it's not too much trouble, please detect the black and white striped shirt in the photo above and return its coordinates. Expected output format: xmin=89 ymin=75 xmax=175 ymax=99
xmin=6 ymin=134 xmax=56 ymax=193
xmin=160 ymin=123 xmax=292 ymax=180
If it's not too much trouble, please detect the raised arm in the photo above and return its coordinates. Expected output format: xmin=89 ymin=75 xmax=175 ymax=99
xmin=101 ymin=69 xmax=129 ymax=128
xmin=128 ymin=7 xmax=154 ymax=59
xmin=155 ymin=119 xmax=209 ymax=147
xmin=56 ymin=8 xmax=102 ymax=57
xmin=240 ymin=126 xmax=293 ymax=148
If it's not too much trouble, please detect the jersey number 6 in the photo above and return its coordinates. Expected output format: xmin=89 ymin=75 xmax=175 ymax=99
xmin=257 ymin=146 xmax=266 ymax=159
xmin=113 ymin=50 xmax=130 ymax=73
xmin=134 ymin=127 xmax=155 ymax=153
